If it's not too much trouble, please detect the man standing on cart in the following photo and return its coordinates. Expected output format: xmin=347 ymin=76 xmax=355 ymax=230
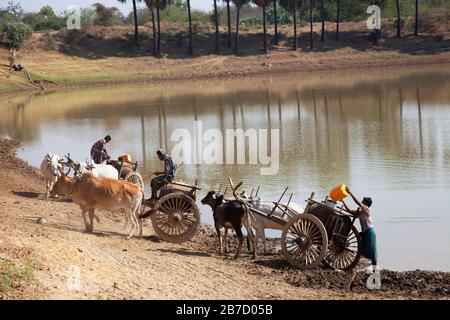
xmin=341 ymin=187 xmax=378 ymax=272
xmin=148 ymin=149 xmax=177 ymax=204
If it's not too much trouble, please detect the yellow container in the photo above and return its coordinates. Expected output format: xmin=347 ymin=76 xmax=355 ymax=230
xmin=118 ymin=154 xmax=132 ymax=163
xmin=329 ymin=184 xmax=349 ymax=201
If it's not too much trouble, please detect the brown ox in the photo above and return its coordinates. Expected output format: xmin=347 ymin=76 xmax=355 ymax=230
xmin=50 ymin=172 xmax=144 ymax=239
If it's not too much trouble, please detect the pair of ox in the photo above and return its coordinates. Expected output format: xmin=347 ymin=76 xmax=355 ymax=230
xmin=42 ymin=153 xmax=143 ymax=239
xmin=40 ymin=153 xmax=118 ymax=198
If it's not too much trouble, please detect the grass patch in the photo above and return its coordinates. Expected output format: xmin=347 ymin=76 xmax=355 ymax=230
xmin=0 ymin=258 xmax=35 ymax=292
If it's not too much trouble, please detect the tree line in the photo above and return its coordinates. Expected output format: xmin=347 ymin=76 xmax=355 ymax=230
xmin=124 ymin=0 xmax=443 ymax=55
xmin=0 ymin=0 xmax=448 ymax=56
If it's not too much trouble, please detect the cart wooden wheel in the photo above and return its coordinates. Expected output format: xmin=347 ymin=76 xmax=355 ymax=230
xmin=151 ymin=193 xmax=200 ymax=243
xmin=324 ymin=225 xmax=362 ymax=271
xmin=281 ymin=214 xmax=328 ymax=270
xmin=125 ymin=171 xmax=144 ymax=192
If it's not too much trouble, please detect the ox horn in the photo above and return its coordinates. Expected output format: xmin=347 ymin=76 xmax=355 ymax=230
xmin=255 ymin=186 xmax=260 ymax=197
xmin=65 ymin=153 xmax=73 ymax=163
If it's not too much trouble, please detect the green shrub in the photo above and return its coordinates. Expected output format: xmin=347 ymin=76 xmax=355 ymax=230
xmin=240 ymin=16 xmax=262 ymax=26
xmin=191 ymin=10 xmax=213 ymax=24
xmin=0 ymin=9 xmax=18 ymax=23
xmin=22 ymin=12 xmax=66 ymax=31
xmin=267 ymin=4 xmax=291 ymax=24
xmin=132 ymin=6 xmax=212 ymax=26
xmin=39 ymin=5 xmax=56 ymax=18
xmin=160 ymin=6 xmax=186 ymax=23
xmin=2 ymin=21 xmax=32 ymax=49
xmin=80 ymin=8 xmax=97 ymax=28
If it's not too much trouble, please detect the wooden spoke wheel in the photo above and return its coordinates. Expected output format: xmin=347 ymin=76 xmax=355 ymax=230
xmin=125 ymin=171 xmax=144 ymax=193
xmin=281 ymin=214 xmax=328 ymax=270
xmin=151 ymin=193 xmax=200 ymax=243
xmin=324 ymin=225 xmax=362 ymax=271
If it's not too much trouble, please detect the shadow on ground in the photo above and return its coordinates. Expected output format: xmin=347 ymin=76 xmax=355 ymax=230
xmin=157 ymin=248 xmax=211 ymax=257
xmin=56 ymin=28 xmax=450 ymax=60
xmin=12 ymin=191 xmax=39 ymax=198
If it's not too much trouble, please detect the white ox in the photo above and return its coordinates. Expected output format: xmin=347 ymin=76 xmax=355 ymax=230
xmin=40 ymin=153 xmax=64 ymax=197
xmin=65 ymin=155 xmax=118 ymax=179
xmin=76 ymin=160 xmax=118 ymax=179
xmin=243 ymin=193 xmax=304 ymax=254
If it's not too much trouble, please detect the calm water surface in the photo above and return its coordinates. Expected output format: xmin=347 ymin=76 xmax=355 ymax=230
xmin=1 ymin=66 xmax=449 ymax=271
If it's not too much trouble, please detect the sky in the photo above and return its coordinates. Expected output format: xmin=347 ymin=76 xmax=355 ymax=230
xmin=1 ymin=0 xmax=215 ymax=15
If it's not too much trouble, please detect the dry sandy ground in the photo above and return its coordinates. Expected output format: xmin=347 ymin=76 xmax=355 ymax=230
xmin=0 ymin=139 xmax=346 ymax=300
xmin=0 ymin=139 xmax=448 ymax=300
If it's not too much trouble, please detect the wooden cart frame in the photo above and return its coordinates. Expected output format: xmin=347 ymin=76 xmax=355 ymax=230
xmin=107 ymin=159 xmax=145 ymax=192
xmin=227 ymin=178 xmax=362 ymax=271
xmin=142 ymin=180 xmax=202 ymax=244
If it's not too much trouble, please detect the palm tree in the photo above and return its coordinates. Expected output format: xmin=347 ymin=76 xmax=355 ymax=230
xmin=118 ymin=0 xmax=141 ymax=47
xmin=273 ymin=0 xmax=279 ymax=45
xmin=335 ymin=0 xmax=340 ymax=41
xmin=254 ymin=0 xmax=272 ymax=53
xmin=308 ymin=0 xmax=316 ymax=49
xmin=395 ymin=0 xmax=401 ymax=37
xmin=232 ymin=0 xmax=251 ymax=54
xmin=279 ymin=0 xmax=303 ymax=50
xmin=320 ymin=0 xmax=325 ymax=42
xmin=144 ymin=0 xmax=158 ymax=55
xmin=156 ymin=2 xmax=163 ymax=54
xmin=414 ymin=0 xmax=419 ymax=36
xmin=187 ymin=0 xmax=193 ymax=54
xmin=224 ymin=0 xmax=232 ymax=48
xmin=213 ymin=0 xmax=220 ymax=53
xmin=154 ymin=0 xmax=167 ymax=54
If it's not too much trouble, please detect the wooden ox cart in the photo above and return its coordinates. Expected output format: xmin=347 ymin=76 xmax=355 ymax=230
xmin=63 ymin=154 xmax=200 ymax=243
xmin=141 ymin=180 xmax=202 ymax=243
xmin=103 ymin=155 xmax=202 ymax=244
xmin=228 ymin=178 xmax=362 ymax=271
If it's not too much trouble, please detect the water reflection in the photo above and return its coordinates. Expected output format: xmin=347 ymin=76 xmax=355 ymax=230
xmin=1 ymin=66 xmax=450 ymax=271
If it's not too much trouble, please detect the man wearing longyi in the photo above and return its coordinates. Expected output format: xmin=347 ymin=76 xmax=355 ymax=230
xmin=341 ymin=187 xmax=378 ymax=272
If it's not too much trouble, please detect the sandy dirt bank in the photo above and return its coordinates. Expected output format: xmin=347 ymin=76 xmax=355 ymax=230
xmin=0 ymin=139 xmax=448 ymax=300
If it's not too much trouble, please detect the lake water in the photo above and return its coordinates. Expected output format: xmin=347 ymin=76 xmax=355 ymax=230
xmin=1 ymin=65 xmax=450 ymax=271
